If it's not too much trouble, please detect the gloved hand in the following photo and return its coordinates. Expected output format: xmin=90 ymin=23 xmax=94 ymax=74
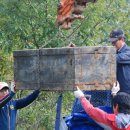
xmin=74 ymin=86 xmax=84 ymax=98
xmin=68 ymin=43 xmax=76 ymax=47
xmin=111 ymin=81 xmax=120 ymax=96
xmin=10 ymin=81 xmax=16 ymax=93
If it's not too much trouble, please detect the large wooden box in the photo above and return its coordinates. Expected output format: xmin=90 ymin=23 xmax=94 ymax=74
xmin=13 ymin=46 xmax=116 ymax=91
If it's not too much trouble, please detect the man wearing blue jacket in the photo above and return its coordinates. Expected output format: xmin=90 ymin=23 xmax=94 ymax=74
xmin=109 ymin=29 xmax=130 ymax=93
xmin=0 ymin=81 xmax=40 ymax=130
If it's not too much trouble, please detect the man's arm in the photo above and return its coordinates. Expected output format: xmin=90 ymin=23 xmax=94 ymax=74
xmin=80 ymin=97 xmax=111 ymax=125
xmin=0 ymin=91 xmax=15 ymax=108
xmin=15 ymin=90 xmax=40 ymax=109
xmin=74 ymin=87 xmax=112 ymax=126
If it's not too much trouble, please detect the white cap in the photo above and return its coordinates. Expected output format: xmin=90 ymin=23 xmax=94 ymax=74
xmin=0 ymin=82 xmax=9 ymax=90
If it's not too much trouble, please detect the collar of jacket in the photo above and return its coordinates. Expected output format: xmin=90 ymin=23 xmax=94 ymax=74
xmin=117 ymin=43 xmax=127 ymax=53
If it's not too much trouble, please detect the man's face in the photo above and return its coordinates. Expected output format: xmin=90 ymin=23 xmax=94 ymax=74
xmin=0 ymin=87 xmax=9 ymax=98
xmin=111 ymin=39 xmax=124 ymax=50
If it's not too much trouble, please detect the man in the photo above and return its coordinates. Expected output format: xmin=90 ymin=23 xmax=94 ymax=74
xmin=74 ymin=86 xmax=130 ymax=130
xmin=0 ymin=82 xmax=15 ymax=108
xmin=0 ymin=81 xmax=40 ymax=130
xmin=64 ymin=82 xmax=119 ymax=130
xmin=109 ymin=29 xmax=130 ymax=93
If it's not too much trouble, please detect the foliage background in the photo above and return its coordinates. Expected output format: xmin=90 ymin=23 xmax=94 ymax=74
xmin=0 ymin=0 xmax=130 ymax=129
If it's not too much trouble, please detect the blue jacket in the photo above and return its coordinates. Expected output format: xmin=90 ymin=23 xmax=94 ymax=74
xmin=117 ymin=44 xmax=130 ymax=93
xmin=0 ymin=90 xmax=40 ymax=130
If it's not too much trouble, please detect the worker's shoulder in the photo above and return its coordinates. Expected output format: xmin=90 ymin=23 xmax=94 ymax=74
xmin=120 ymin=44 xmax=130 ymax=53
xmin=125 ymin=44 xmax=130 ymax=49
xmin=124 ymin=43 xmax=130 ymax=49
xmin=125 ymin=45 xmax=130 ymax=54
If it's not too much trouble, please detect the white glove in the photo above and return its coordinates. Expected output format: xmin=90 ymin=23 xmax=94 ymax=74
xmin=10 ymin=81 xmax=16 ymax=92
xmin=74 ymin=87 xmax=84 ymax=98
xmin=68 ymin=43 xmax=76 ymax=47
xmin=111 ymin=81 xmax=120 ymax=95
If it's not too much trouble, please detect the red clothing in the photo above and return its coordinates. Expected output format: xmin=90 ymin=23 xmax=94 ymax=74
xmin=80 ymin=96 xmax=130 ymax=130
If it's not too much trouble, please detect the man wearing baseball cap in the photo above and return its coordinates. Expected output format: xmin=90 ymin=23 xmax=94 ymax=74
xmin=109 ymin=29 xmax=130 ymax=94
xmin=0 ymin=81 xmax=40 ymax=130
xmin=0 ymin=82 xmax=15 ymax=108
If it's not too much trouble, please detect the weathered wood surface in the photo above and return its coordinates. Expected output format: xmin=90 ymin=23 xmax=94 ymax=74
xmin=13 ymin=46 xmax=116 ymax=91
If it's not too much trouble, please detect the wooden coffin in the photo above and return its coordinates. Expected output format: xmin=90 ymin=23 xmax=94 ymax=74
xmin=13 ymin=46 xmax=116 ymax=91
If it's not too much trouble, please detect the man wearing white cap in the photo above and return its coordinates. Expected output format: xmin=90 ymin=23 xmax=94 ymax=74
xmin=0 ymin=82 xmax=15 ymax=108
xmin=0 ymin=81 xmax=40 ymax=130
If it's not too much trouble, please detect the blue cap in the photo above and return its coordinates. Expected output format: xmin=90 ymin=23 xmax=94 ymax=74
xmin=109 ymin=29 xmax=125 ymax=42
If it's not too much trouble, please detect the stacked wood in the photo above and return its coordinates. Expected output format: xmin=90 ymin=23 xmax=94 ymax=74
xmin=56 ymin=0 xmax=97 ymax=29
